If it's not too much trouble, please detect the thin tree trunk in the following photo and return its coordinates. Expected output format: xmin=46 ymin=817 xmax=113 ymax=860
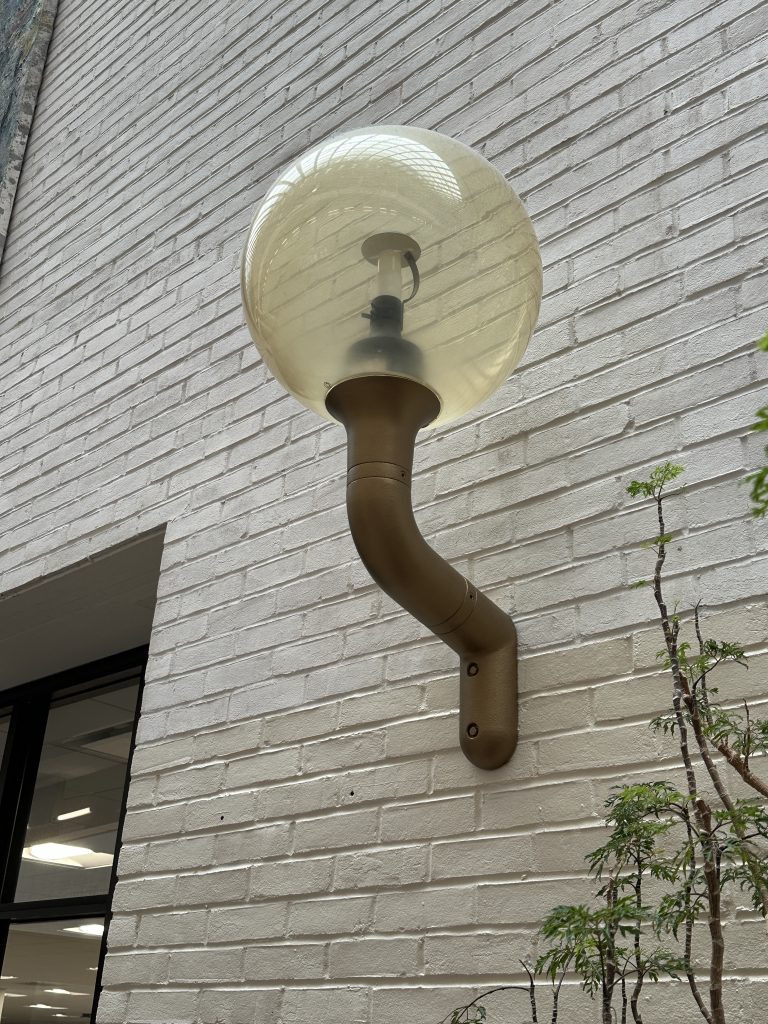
xmin=682 ymin=811 xmax=713 ymax=1024
xmin=672 ymin=707 xmax=723 ymax=1021
xmin=652 ymin=500 xmax=699 ymax=801
xmin=630 ymin=973 xmax=643 ymax=1023
xmin=652 ymin=492 xmax=726 ymax=1023
xmin=697 ymin=801 xmax=726 ymax=1024
xmin=521 ymin=961 xmax=539 ymax=1024
xmin=602 ymin=994 xmax=614 ymax=1024
xmin=603 ymin=881 xmax=617 ymax=1024
xmin=631 ymin=872 xmax=644 ymax=1024
xmin=551 ymin=975 xmax=563 ymax=1024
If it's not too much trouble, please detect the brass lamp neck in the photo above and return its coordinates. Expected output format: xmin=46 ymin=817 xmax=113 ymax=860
xmin=326 ymin=375 xmax=518 ymax=771
xmin=327 ymin=375 xmax=439 ymax=474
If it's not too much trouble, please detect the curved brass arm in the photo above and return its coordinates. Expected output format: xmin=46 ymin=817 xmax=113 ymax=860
xmin=326 ymin=376 xmax=517 ymax=769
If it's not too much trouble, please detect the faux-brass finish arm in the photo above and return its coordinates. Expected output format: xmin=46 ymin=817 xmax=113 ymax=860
xmin=326 ymin=376 xmax=518 ymax=769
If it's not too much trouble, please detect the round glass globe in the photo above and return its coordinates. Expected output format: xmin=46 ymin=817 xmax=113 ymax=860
xmin=241 ymin=125 xmax=542 ymax=426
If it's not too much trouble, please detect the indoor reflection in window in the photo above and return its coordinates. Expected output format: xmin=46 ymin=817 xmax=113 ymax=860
xmin=15 ymin=680 xmax=139 ymax=902
xmin=0 ymin=918 xmax=103 ymax=1024
xmin=0 ymin=717 xmax=8 ymax=768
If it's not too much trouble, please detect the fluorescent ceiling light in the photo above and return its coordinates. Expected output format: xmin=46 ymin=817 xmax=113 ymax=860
xmin=26 ymin=842 xmax=91 ymax=862
xmin=0 ymin=975 xmax=16 ymax=980
xmin=56 ymin=807 xmax=91 ymax=821
xmin=2 ymin=994 xmax=25 ymax=998
xmin=45 ymin=990 xmax=86 ymax=996
xmin=63 ymin=923 xmax=104 ymax=937
xmin=22 ymin=843 xmax=113 ymax=869
xmin=30 ymin=1005 xmax=65 ymax=1010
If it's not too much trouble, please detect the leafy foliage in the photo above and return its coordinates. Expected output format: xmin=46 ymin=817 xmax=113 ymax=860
xmin=702 ymin=701 xmax=768 ymax=761
xmin=448 ymin=1005 xmax=486 ymax=1023
xmin=587 ymin=782 xmax=682 ymax=883
xmin=627 ymin=462 xmax=684 ymax=499
xmin=538 ymin=898 xmax=634 ymax=994
xmin=443 ymin=459 xmax=767 ymax=1024
xmin=624 ymin=462 xmax=768 ymax=1024
xmin=746 ymin=331 xmax=768 ymax=517
xmin=537 ymin=782 xmax=688 ymax=1020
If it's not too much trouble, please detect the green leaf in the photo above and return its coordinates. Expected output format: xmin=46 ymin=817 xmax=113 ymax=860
xmin=640 ymin=534 xmax=674 ymax=549
xmin=748 ymin=335 xmax=768 ymax=515
xmin=650 ymin=712 xmax=677 ymax=736
xmin=627 ymin=463 xmax=684 ymax=499
xmin=751 ymin=407 xmax=768 ymax=434
xmin=747 ymin=461 xmax=768 ymax=518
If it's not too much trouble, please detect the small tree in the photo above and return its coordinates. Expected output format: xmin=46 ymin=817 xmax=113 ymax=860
xmin=539 ymin=783 xmax=684 ymax=1024
xmin=440 ymin=960 xmax=566 ymax=1023
xmin=545 ymin=464 xmax=768 ymax=1024
xmin=442 ymin=463 xmax=768 ymax=1024
xmin=629 ymin=462 xmax=768 ymax=1024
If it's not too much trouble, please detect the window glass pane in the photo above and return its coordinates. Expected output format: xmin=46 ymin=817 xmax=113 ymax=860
xmin=15 ymin=679 xmax=140 ymax=902
xmin=0 ymin=716 xmax=8 ymax=767
xmin=0 ymin=917 xmax=103 ymax=1023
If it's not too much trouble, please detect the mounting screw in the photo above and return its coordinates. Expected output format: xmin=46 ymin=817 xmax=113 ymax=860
xmin=466 ymin=722 xmax=479 ymax=738
xmin=467 ymin=662 xmax=479 ymax=676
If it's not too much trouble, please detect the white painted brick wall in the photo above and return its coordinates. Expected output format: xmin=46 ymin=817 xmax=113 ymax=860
xmin=1 ymin=0 xmax=767 ymax=1021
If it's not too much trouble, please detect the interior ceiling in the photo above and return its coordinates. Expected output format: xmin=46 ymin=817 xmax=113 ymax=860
xmin=38 ymin=692 xmax=137 ymax=781
xmin=14 ymin=676 xmax=142 ymax=903
xmin=0 ymin=529 xmax=164 ymax=689
xmin=1 ymin=919 xmax=103 ymax=1024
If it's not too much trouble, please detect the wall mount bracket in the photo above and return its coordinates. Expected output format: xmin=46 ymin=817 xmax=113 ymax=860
xmin=326 ymin=374 xmax=517 ymax=770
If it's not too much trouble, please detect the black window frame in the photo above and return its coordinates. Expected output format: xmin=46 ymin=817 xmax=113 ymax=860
xmin=0 ymin=645 xmax=148 ymax=1023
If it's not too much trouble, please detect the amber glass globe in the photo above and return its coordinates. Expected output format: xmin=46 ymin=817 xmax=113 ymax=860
xmin=241 ymin=125 xmax=541 ymax=426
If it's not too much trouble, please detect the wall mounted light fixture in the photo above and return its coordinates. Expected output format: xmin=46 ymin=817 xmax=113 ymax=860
xmin=241 ymin=125 xmax=542 ymax=769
